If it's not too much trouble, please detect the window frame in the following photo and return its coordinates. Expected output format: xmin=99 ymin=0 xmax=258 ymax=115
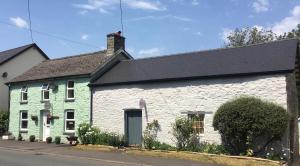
xmin=64 ymin=110 xmax=75 ymax=133
xmin=20 ymin=111 xmax=28 ymax=131
xmin=20 ymin=86 xmax=28 ymax=103
xmin=66 ymin=80 xmax=75 ymax=100
xmin=188 ymin=113 xmax=205 ymax=135
xmin=41 ymin=83 xmax=50 ymax=101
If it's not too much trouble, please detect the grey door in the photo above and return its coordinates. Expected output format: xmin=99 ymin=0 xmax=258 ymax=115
xmin=125 ymin=111 xmax=142 ymax=145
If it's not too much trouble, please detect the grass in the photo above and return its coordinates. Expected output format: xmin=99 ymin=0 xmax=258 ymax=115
xmin=74 ymin=145 xmax=282 ymax=166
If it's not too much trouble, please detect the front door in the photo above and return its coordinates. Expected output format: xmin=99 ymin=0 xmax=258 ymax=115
xmin=125 ymin=111 xmax=142 ymax=146
xmin=42 ymin=111 xmax=51 ymax=141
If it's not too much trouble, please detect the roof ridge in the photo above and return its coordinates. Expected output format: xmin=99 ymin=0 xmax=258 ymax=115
xmin=49 ymin=50 xmax=107 ymax=61
xmin=134 ymin=38 xmax=298 ymax=61
xmin=0 ymin=43 xmax=35 ymax=54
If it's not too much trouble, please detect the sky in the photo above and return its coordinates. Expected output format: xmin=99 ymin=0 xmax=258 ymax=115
xmin=0 ymin=0 xmax=300 ymax=59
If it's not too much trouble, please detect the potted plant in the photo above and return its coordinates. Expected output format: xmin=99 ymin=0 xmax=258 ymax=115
xmin=29 ymin=135 xmax=35 ymax=142
xmin=46 ymin=136 xmax=52 ymax=143
xmin=31 ymin=115 xmax=38 ymax=121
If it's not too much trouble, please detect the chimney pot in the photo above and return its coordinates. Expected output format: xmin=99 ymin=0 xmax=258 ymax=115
xmin=106 ymin=31 xmax=125 ymax=56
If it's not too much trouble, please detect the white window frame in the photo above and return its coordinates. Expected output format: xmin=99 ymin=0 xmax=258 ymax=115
xmin=41 ymin=83 xmax=50 ymax=101
xmin=188 ymin=113 xmax=205 ymax=135
xmin=20 ymin=86 xmax=28 ymax=102
xmin=66 ymin=80 xmax=75 ymax=100
xmin=20 ymin=111 xmax=28 ymax=131
xmin=65 ymin=110 xmax=75 ymax=133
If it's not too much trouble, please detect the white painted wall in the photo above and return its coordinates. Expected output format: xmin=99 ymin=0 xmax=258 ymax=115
xmin=92 ymin=74 xmax=288 ymax=145
xmin=0 ymin=47 xmax=47 ymax=111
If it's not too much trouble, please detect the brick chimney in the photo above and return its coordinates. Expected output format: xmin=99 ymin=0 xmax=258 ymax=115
xmin=106 ymin=31 xmax=125 ymax=56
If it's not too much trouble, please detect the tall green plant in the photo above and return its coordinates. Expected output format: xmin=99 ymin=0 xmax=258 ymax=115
xmin=143 ymin=120 xmax=160 ymax=150
xmin=0 ymin=111 xmax=9 ymax=136
xmin=171 ymin=118 xmax=193 ymax=150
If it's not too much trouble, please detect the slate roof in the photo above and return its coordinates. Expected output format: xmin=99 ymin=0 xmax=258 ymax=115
xmin=0 ymin=43 xmax=48 ymax=65
xmin=91 ymin=39 xmax=298 ymax=86
xmin=9 ymin=50 xmax=110 ymax=83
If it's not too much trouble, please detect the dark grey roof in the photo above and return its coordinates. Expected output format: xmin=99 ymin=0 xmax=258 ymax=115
xmin=0 ymin=43 xmax=49 ymax=65
xmin=9 ymin=50 xmax=111 ymax=83
xmin=91 ymin=39 xmax=298 ymax=86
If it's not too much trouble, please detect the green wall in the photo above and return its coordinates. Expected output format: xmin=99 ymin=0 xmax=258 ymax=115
xmin=8 ymin=77 xmax=90 ymax=142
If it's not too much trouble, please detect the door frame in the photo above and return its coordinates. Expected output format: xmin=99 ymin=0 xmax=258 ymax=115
xmin=124 ymin=109 xmax=142 ymax=146
xmin=40 ymin=110 xmax=51 ymax=141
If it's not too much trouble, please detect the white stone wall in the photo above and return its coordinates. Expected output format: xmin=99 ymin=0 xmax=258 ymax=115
xmin=92 ymin=74 xmax=288 ymax=145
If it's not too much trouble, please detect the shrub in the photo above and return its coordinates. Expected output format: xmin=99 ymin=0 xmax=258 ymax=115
xmin=213 ymin=96 xmax=289 ymax=156
xmin=0 ymin=111 xmax=9 ymax=136
xmin=55 ymin=136 xmax=61 ymax=144
xmin=171 ymin=118 xmax=193 ymax=150
xmin=77 ymin=123 xmax=127 ymax=147
xmin=18 ymin=133 xmax=22 ymax=141
xmin=29 ymin=135 xmax=35 ymax=142
xmin=143 ymin=120 xmax=160 ymax=150
xmin=46 ymin=137 xmax=52 ymax=143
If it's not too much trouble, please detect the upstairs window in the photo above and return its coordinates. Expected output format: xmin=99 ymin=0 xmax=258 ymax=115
xmin=188 ymin=114 xmax=204 ymax=134
xmin=20 ymin=86 xmax=28 ymax=103
xmin=66 ymin=81 xmax=75 ymax=100
xmin=41 ymin=83 xmax=50 ymax=101
xmin=65 ymin=110 xmax=75 ymax=132
xmin=20 ymin=111 xmax=28 ymax=131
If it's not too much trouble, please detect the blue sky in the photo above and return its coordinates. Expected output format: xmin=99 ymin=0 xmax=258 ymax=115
xmin=0 ymin=0 xmax=299 ymax=59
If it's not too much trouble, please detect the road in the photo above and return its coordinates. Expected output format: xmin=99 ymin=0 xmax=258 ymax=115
xmin=0 ymin=140 xmax=216 ymax=166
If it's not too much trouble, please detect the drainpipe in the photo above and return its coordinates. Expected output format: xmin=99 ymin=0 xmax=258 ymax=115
xmin=89 ymin=87 xmax=93 ymax=125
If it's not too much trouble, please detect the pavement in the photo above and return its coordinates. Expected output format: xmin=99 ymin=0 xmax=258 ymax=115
xmin=0 ymin=140 xmax=217 ymax=166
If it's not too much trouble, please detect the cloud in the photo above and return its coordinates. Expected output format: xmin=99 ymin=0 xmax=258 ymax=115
xmin=252 ymin=0 xmax=269 ymax=13
xmin=195 ymin=31 xmax=202 ymax=36
xmin=191 ymin=0 xmax=199 ymax=6
xmin=9 ymin=17 xmax=28 ymax=29
xmin=126 ymin=15 xmax=192 ymax=22
xmin=220 ymin=28 xmax=233 ymax=42
xmin=81 ymin=34 xmax=89 ymax=40
xmin=79 ymin=10 xmax=88 ymax=15
xmin=73 ymin=0 xmax=166 ymax=13
xmin=138 ymin=48 xmax=162 ymax=57
xmin=271 ymin=5 xmax=300 ymax=35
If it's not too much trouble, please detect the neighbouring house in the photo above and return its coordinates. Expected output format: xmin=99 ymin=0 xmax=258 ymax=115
xmin=6 ymin=32 xmax=132 ymax=142
xmin=90 ymin=39 xmax=299 ymax=158
xmin=0 ymin=44 xmax=49 ymax=112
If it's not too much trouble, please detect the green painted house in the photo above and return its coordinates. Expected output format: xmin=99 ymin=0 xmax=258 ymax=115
xmin=6 ymin=32 xmax=131 ymax=142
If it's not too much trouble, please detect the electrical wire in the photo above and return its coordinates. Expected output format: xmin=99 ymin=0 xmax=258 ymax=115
xmin=119 ymin=0 xmax=124 ymax=34
xmin=0 ymin=21 xmax=101 ymax=49
xmin=27 ymin=0 xmax=34 ymax=43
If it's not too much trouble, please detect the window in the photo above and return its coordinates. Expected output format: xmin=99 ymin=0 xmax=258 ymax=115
xmin=66 ymin=81 xmax=75 ymax=100
xmin=41 ymin=83 xmax=50 ymax=101
xmin=20 ymin=86 xmax=28 ymax=102
xmin=65 ymin=110 xmax=75 ymax=132
xmin=188 ymin=114 xmax=204 ymax=134
xmin=20 ymin=111 xmax=28 ymax=131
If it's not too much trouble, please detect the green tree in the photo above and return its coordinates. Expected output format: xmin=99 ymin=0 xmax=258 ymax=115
xmin=0 ymin=111 xmax=9 ymax=136
xmin=225 ymin=27 xmax=276 ymax=47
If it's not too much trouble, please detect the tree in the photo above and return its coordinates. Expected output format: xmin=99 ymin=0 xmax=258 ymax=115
xmin=213 ymin=96 xmax=288 ymax=155
xmin=225 ymin=24 xmax=300 ymax=47
xmin=225 ymin=27 xmax=276 ymax=47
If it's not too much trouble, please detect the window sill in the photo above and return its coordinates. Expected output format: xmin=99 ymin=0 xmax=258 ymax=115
xmin=63 ymin=131 xmax=75 ymax=135
xmin=20 ymin=101 xmax=28 ymax=105
xmin=20 ymin=130 xmax=28 ymax=133
xmin=65 ymin=99 xmax=75 ymax=102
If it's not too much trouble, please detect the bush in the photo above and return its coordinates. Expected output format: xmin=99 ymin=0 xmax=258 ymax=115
xmin=77 ymin=123 xmax=127 ymax=147
xmin=55 ymin=136 xmax=61 ymax=144
xmin=171 ymin=118 xmax=193 ymax=150
xmin=0 ymin=111 xmax=9 ymax=136
xmin=18 ymin=133 xmax=22 ymax=141
xmin=143 ymin=120 xmax=160 ymax=150
xmin=46 ymin=137 xmax=52 ymax=143
xmin=29 ymin=135 xmax=35 ymax=142
xmin=213 ymin=96 xmax=289 ymax=156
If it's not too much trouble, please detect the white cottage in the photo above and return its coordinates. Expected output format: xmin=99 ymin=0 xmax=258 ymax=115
xmin=90 ymin=39 xmax=299 ymax=157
